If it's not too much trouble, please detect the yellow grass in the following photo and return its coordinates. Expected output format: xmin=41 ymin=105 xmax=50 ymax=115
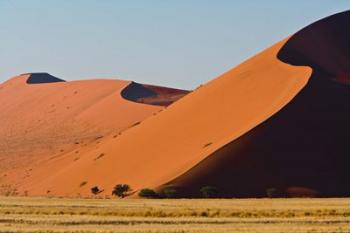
xmin=0 ymin=197 xmax=349 ymax=232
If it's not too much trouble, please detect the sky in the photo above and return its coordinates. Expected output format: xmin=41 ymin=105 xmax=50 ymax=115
xmin=0 ymin=1 xmax=349 ymax=89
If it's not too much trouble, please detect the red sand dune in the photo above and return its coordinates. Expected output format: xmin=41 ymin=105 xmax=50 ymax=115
xmin=1 ymin=11 xmax=350 ymax=197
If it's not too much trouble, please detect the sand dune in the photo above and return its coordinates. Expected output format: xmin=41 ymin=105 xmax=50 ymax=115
xmin=166 ymin=10 xmax=350 ymax=197
xmin=2 ymin=11 xmax=350 ymax=197
xmin=14 ymin=34 xmax=310 ymax=197
xmin=0 ymin=73 xmax=184 ymax=195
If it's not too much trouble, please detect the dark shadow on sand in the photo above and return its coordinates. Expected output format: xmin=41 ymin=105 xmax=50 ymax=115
xmin=26 ymin=73 xmax=65 ymax=84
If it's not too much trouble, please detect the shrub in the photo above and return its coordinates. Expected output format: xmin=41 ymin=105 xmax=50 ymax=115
xmin=138 ymin=188 xmax=158 ymax=198
xmin=91 ymin=186 xmax=100 ymax=195
xmin=163 ymin=187 xmax=178 ymax=198
xmin=266 ymin=187 xmax=278 ymax=198
xmin=112 ymin=184 xmax=131 ymax=198
xmin=200 ymin=186 xmax=219 ymax=198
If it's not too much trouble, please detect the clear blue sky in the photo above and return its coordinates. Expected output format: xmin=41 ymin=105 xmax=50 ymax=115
xmin=0 ymin=0 xmax=349 ymax=89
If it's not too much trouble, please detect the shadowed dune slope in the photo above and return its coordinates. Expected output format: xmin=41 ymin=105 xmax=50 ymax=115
xmin=121 ymin=82 xmax=189 ymax=106
xmin=25 ymin=73 xmax=66 ymax=84
xmin=0 ymin=74 xmax=164 ymax=192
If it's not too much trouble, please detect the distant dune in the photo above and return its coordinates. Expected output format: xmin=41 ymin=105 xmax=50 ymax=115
xmin=1 ymin=11 xmax=350 ymax=197
xmin=0 ymin=73 xmax=187 ymax=196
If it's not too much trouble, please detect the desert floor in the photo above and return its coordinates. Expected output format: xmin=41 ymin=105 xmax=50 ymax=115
xmin=0 ymin=197 xmax=349 ymax=233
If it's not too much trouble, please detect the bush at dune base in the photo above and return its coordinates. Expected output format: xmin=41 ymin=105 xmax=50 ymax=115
xmin=200 ymin=186 xmax=219 ymax=198
xmin=138 ymin=188 xmax=158 ymax=198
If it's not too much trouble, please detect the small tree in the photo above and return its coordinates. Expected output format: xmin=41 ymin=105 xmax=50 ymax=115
xmin=138 ymin=188 xmax=158 ymax=198
xmin=163 ymin=187 xmax=178 ymax=198
xmin=91 ymin=186 xmax=100 ymax=195
xmin=200 ymin=186 xmax=219 ymax=198
xmin=112 ymin=184 xmax=131 ymax=198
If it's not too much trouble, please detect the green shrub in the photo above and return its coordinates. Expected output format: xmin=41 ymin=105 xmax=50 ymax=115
xmin=112 ymin=184 xmax=131 ymax=198
xmin=163 ymin=187 xmax=178 ymax=198
xmin=138 ymin=188 xmax=158 ymax=198
xmin=200 ymin=186 xmax=219 ymax=198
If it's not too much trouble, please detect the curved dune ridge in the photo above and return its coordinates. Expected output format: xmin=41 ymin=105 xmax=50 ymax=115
xmin=1 ymin=10 xmax=350 ymax=197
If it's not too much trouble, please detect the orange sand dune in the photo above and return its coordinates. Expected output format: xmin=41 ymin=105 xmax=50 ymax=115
xmin=3 ymin=11 xmax=350 ymax=198
xmin=162 ymin=10 xmax=350 ymax=197
xmin=15 ymin=38 xmax=310 ymax=197
xmin=0 ymin=73 xmax=183 ymax=194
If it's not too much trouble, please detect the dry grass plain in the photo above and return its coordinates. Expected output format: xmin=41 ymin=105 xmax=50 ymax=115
xmin=0 ymin=197 xmax=349 ymax=233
